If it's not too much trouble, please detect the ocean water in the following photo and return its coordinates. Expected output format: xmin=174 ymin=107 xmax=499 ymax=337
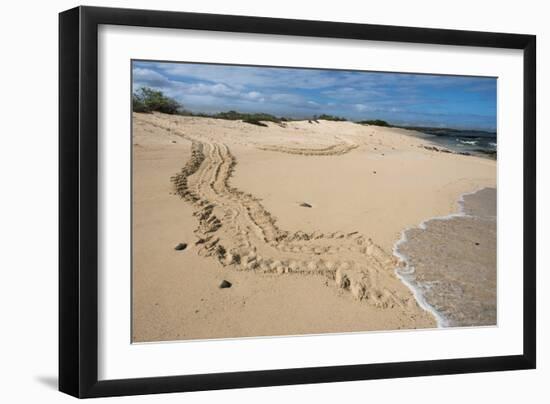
xmin=410 ymin=128 xmax=497 ymax=158
xmin=394 ymin=188 xmax=497 ymax=327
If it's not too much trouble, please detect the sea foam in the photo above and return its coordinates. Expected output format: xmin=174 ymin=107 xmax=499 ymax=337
xmin=392 ymin=188 xmax=486 ymax=328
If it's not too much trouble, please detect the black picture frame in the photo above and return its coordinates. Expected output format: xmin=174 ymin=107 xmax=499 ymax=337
xmin=59 ymin=5 xmax=536 ymax=398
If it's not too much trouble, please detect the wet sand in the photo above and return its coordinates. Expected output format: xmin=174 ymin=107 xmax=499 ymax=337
xmin=395 ymin=188 xmax=497 ymax=327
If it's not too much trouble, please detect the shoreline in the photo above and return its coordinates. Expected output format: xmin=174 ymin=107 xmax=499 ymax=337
xmin=392 ymin=188 xmax=485 ymax=328
xmin=393 ymin=187 xmax=497 ymax=328
xmin=395 ymin=127 xmax=497 ymax=159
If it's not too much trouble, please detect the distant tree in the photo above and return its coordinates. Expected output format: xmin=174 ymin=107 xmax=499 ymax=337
xmin=132 ymin=87 xmax=182 ymax=114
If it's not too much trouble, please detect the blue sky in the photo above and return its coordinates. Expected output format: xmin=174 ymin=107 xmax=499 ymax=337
xmin=132 ymin=61 xmax=497 ymax=130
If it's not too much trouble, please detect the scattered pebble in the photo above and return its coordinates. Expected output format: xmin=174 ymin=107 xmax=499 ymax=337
xmin=373 ymin=171 xmax=377 ymax=174
xmin=171 ymin=140 xmax=177 ymax=143
xmin=300 ymin=202 xmax=313 ymax=208
xmin=475 ymin=242 xmax=480 ymax=246
xmin=174 ymin=243 xmax=187 ymax=251
xmin=219 ymin=280 xmax=232 ymax=289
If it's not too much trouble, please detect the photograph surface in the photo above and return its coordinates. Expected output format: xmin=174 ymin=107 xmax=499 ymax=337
xmin=131 ymin=60 xmax=497 ymax=342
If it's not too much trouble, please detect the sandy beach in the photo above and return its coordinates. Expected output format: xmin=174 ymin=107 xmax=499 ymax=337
xmin=132 ymin=112 xmax=496 ymax=342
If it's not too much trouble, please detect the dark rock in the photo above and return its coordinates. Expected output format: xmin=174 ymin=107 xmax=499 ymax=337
xmin=300 ymin=202 xmax=313 ymax=208
xmin=174 ymin=243 xmax=187 ymax=251
xmin=219 ymin=280 xmax=232 ymax=289
xmin=171 ymin=140 xmax=177 ymax=143
xmin=475 ymin=242 xmax=480 ymax=246
xmin=373 ymin=171 xmax=377 ymax=174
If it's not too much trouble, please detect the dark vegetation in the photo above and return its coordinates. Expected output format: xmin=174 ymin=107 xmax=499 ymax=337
xmin=316 ymin=114 xmax=347 ymax=122
xmin=358 ymin=119 xmax=391 ymax=127
xmin=213 ymin=111 xmax=283 ymax=126
xmin=132 ymin=87 xmax=182 ymax=114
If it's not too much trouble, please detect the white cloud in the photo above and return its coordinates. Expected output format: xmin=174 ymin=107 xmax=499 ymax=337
xmin=144 ymin=62 xmax=371 ymax=90
xmin=133 ymin=68 xmax=170 ymax=87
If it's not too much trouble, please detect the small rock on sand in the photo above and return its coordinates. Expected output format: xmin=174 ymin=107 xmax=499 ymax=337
xmin=174 ymin=243 xmax=187 ymax=251
xmin=219 ymin=280 xmax=232 ymax=289
xmin=300 ymin=202 xmax=313 ymax=208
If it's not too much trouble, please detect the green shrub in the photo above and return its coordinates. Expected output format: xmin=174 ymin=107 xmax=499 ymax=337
xmin=358 ymin=119 xmax=391 ymax=127
xmin=214 ymin=111 xmax=280 ymax=123
xmin=212 ymin=111 xmax=282 ymax=126
xmin=214 ymin=110 xmax=242 ymax=120
xmin=132 ymin=87 xmax=182 ymax=114
xmin=317 ymin=114 xmax=347 ymax=121
xmin=132 ymin=96 xmax=149 ymax=112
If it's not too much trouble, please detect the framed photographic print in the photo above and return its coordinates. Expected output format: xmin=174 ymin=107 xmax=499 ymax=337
xmin=59 ymin=6 xmax=536 ymax=398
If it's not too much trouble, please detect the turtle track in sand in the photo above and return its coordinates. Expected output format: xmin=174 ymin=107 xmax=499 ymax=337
xmin=137 ymin=115 xmax=411 ymax=309
xmin=257 ymin=141 xmax=358 ymax=156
